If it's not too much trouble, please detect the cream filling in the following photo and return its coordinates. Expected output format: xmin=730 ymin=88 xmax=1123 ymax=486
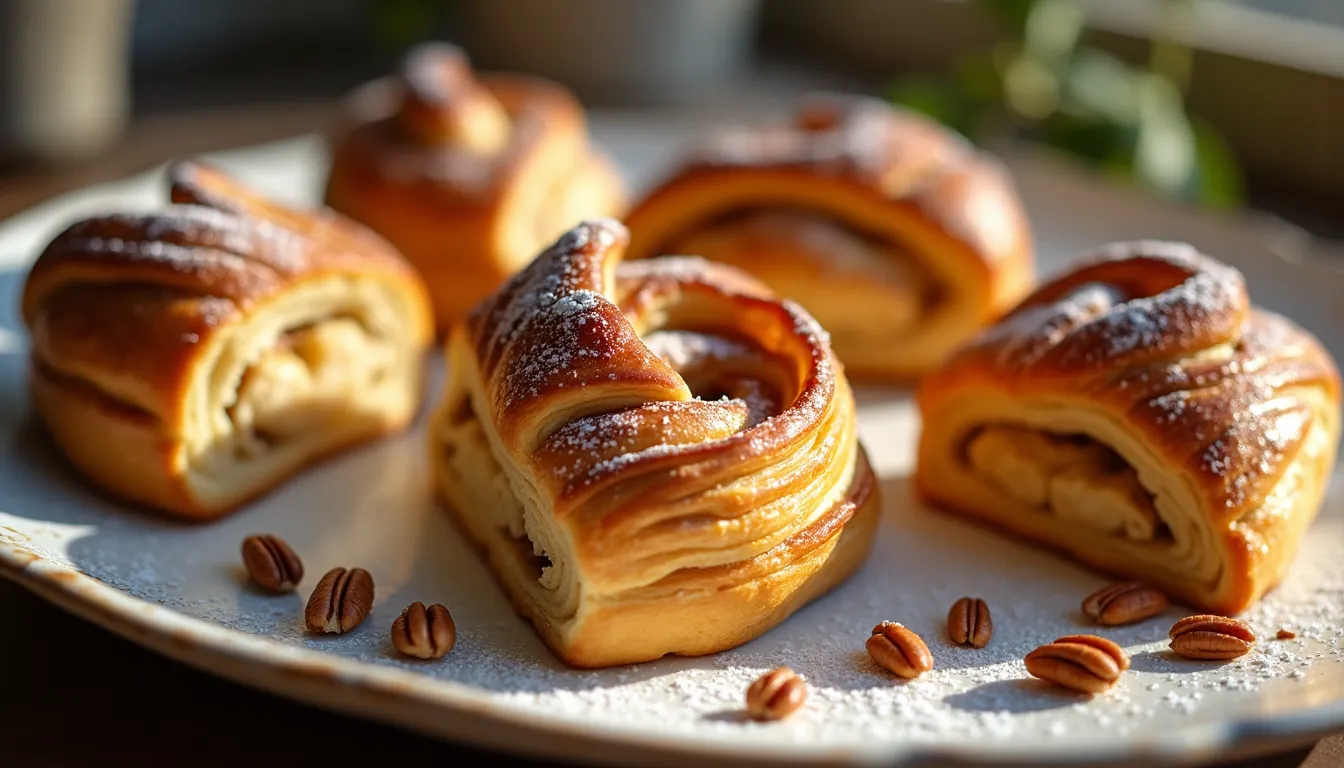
xmin=966 ymin=426 xmax=1162 ymax=541
xmin=183 ymin=276 xmax=420 ymax=507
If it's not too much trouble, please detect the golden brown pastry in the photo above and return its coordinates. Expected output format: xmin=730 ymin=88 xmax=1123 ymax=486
xmin=622 ymin=93 xmax=1034 ymax=380
xmin=431 ymin=219 xmax=879 ymax=667
xmin=22 ymin=161 xmax=434 ymax=520
xmin=324 ymin=42 xmax=627 ymax=334
xmin=916 ymin=241 xmax=1340 ymax=614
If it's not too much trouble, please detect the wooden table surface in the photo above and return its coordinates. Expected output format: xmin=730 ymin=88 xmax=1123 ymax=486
xmin=0 ymin=107 xmax=1340 ymax=768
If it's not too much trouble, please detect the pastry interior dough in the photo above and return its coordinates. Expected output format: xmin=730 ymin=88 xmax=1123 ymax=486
xmin=916 ymin=241 xmax=1340 ymax=614
xmin=622 ymin=94 xmax=1034 ymax=380
xmin=21 ymin=161 xmax=434 ymax=520
xmin=431 ymin=219 xmax=879 ymax=667
xmin=324 ymin=42 xmax=627 ymax=334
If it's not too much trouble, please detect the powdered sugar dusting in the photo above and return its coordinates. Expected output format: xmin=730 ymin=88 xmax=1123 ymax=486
xmin=6 ymin=384 xmax=1341 ymax=763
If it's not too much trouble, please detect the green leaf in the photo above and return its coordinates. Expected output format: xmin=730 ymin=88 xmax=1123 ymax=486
xmin=1023 ymin=0 xmax=1084 ymax=63
xmin=887 ymin=77 xmax=977 ymax=138
xmin=1133 ymin=74 xmax=1196 ymax=198
xmin=1189 ymin=117 xmax=1245 ymax=208
xmin=975 ymin=0 xmax=1040 ymax=36
xmin=1060 ymin=50 xmax=1139 ymax=126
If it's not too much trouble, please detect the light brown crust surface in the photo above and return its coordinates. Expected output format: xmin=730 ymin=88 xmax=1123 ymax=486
xmin=324 ymin=43 xmax=627 ymax=333
xmin=622 ymin=93 xmax=1034 ymax=380
xmin=22 ymin=161 xmax=434 ymax=520
xmin=432 ymin=219 xmax=878 ymax=667
xmin=916 ymin=241 xmax=1341 ymax=613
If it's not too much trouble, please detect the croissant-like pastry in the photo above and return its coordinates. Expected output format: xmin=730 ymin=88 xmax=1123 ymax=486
xmin=622 ymin=93 xmax=1034 ymax=380
xmin=324 ymin=42 xmax=627 ymax=334
xmin=915 ymin=242 xmax=1340 ymax=614
xmin=21 ymin=161 xmax=434 ymax=520
xmin=430 ymin=219 xmax=879 ymax=667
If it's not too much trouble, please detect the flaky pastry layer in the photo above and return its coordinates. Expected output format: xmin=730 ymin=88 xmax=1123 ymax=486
xmin=22 ymin=161 xmax=434 ymax=520
xmin=622 ymin=94 xmax=1034 ymax=380
xmin=324 ymin=43 xmax=627 ymax=333
xmin=916 ymin=241 xmax=1341 ymax=613
xmin=430 ymin=219 xmax=878 ymax=667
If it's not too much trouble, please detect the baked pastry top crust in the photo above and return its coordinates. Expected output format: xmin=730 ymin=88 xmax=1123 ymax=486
xmin=622 ymin=93 xmax=1034 ymax=379
xmin=23 ymin=161 xmax=434 ymax=519
xmin=324 ymin=43 xmax=627 ymax=333
xmin=432 ymin=219 xmax=879 ymax=667
xmin=916 ymin=241 xmax=1340 ymax=613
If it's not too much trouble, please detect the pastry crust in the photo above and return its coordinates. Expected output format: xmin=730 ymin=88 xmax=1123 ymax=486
xmin=22 ymin=161 xmax=434 ymax=520
xmin=430 ymin=219 xmax=879 ymax=667
xmin=916 ymin=241 xmax=1340 ymax=614
xmin=622 ymin=94 xmax=1034 ymax=380
xmin=324 ymin=43 xmax=627 ymax=334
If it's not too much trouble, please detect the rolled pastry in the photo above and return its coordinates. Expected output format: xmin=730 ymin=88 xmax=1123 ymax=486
xmin=324 ymin=42 xmax=627 ymax=334
xmin=916 ymin=242 xmax=1340 ymax=614
xmin=22 ymin=161 xmax=434 ymax=520
xmin=622 ymin=94 xmax=1034 ymax=380
xmin=431 ymin=219 xmax=879 ymax=667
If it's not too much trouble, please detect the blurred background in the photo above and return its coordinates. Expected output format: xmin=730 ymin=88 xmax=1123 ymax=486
xmin=0 ymin=0 xmax=1341 ymax=237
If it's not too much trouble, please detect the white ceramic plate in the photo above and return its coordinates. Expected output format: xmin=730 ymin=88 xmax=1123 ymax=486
xmin=2 ymin=124 xmax=1343 ymax=767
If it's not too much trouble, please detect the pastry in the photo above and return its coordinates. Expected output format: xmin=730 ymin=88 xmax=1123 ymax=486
xmin=622 ymin=93 xmax=1033 ymax=380
xmin=431 ymin=218 xmax=879 ymax=667
xmin=324 ymin=42 xmax=627 ymax=334
xmin=915 ymin=241 xmax=1340 ymax=614
xmin=21 ymin=161 xmax=434 ymax=520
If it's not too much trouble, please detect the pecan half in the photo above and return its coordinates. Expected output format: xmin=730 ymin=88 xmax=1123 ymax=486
xmin=867 ymin=622 xmax=934 ymax=679
xmin=391 ymin=602 xmax=456 ymax=659
xmin=1081 ymin=582 xmax=1168 ymax=626
xmin=947 ymin=597 xmax=992 ymax=648
xmin=1025 ymin=634 xmax=1130 ymax=694
xmin=1168 ymin=615 xmax=1256 ymax=660
xmin=304 ymin=567 xmax=375 ymax=634
xmin=240 ymin=533 xmax=303 ymax=593
xmin=745 ymin=667 xmax=807 ymax=721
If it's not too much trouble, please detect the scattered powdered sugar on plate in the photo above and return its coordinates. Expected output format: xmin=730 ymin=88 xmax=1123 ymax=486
xmin=3 ymin=375 xmax=1342 ymax=760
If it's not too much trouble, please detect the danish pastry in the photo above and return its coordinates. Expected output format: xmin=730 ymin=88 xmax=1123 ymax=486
xmin=22 ymin=161 xmax=434 ymax=520
xmin=431 ymin=219 xmax=879 ymax=667
xmin=915 ymin=241 xmax=1340 ymax=613
xmin=623 ymin=93 xmax=1033 ymax=379
xmin=324 ymin=42 xmax=626 ymax=334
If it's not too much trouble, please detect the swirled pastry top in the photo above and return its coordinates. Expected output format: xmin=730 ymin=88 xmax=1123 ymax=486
xmin=435 ymin=219 xmax=877 ymax=664
xmin=625 ymin=93 xmax=1030 ymax=280
xmin=463 ymin=219 xmax=848 ymax=512
xmin=22 ymin=161 xmax=434 ymax=430
xmin=324 ymin=42 xmax=626 ymax=331
xmin=920 ymin=241 xmax=1340 ymax=522
xmin=328 ymin=43 xmax=589 ymax=201
xmin=621 ymin=93 xmax=1033 ymax=380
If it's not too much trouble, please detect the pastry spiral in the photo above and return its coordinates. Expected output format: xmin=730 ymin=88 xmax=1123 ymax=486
xmin=22 ymin=161 xmax=434 ymax=520
xmin=324 ymin=42 xmax=627 ymax=334
xmin=431 ymin=219 xmax=879 ymax=667
xmin=916 ymin=242 xmax=1340 ymax=614
xmin=622 ymin=93 xmax=1033 ymax=380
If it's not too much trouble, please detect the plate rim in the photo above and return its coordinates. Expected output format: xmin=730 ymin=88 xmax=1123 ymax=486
xmin=3 ymin=538 xmax=1343 ymax=767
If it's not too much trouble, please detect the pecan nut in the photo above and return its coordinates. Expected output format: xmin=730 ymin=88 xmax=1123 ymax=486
xmin=304 ymin=567 xmax=375 ymax=634
xmin=867 ymin=622 xmax=934 ymax=679
xmin=745 ymin=667 xmax=807 ymax=721
xmin=1168 ymin=615 xmax=1256 ymax=660
xmin=947 ymin=597 xmax=992 ymax=648
xmin=1025 ymin=634 xmax=1130 ymax=694
xmin=1081 ymin=582 xmax=1168 ymax=626
xmin=240 ymin=534 xmax=304 ymax=593
xmin=392 ymin=602 xmax=456 ymax=659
